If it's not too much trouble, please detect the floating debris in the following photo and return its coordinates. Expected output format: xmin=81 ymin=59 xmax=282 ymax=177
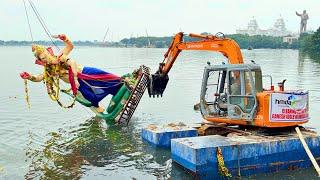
xmin=0 ymin=165 xmax=5 ymax=174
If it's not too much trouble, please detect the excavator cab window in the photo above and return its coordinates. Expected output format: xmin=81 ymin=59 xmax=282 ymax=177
xmin=252 ymin=70 xmax=263 ymax=93
xmin=203 ymin=70 xmax=228 ymax=116
xmin=201 ymin=66 xmax=260 ymax=120
xmin=227 ymin=69 xmax=257 ymax=120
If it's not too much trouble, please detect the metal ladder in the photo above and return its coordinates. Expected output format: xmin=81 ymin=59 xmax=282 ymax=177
xmin=117 ymin=65 xmax=150 ymax=125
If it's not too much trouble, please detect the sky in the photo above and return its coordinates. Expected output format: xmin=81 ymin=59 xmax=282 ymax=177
xmin=1 ymin=0 xmax=320 ymax=41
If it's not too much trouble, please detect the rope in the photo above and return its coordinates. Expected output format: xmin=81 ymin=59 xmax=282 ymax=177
xmin=26 ymin=0 xmax=60 ymax=50
xmin=57 ymin=77 xmax=94 ymax=116
xmin=22 ymin=0 xmax=33 ymax=42
xmin=237 ymin=144 xmax=241 ymax=177
xmin=80 ymin=79 xmax=123 ymax=90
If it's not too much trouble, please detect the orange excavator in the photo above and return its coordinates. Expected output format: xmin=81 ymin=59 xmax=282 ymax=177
xmin=148 ymin=32 xmax=309 ymax=128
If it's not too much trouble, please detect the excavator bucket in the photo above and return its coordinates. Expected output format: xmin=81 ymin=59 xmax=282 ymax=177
xmin=147 ymin=73 xmax=169 ymax=97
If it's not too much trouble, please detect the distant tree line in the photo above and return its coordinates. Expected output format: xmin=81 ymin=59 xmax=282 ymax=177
xmin=120 ymin=33 xmax=300 ymax=49
xmin=2 ymin=30 xmax=319 ymax=52
xmin=226 ymin=34 xmax=299 ymax=49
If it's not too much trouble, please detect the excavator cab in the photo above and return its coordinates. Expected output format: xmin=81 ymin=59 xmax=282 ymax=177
xmin=200 ymin=63 xmax=263 ymax=121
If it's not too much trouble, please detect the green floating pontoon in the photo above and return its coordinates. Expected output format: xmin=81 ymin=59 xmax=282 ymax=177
xmin=65 ymin=65 xmax=150 ymax=125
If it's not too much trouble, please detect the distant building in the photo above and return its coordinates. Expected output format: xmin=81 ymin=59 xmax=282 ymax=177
xmin=236 ymin=17 xmax=292 ymax=37
xmin=283 ymin=35 xmax=298 ymax=44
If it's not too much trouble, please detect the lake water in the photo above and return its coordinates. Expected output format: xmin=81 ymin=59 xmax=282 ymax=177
xmin=0 ymin=47 xmax=319 ymax=179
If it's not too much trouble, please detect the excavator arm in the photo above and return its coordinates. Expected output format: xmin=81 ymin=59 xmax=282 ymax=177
xmin=148 ymin=32 xmax=243 ymax=97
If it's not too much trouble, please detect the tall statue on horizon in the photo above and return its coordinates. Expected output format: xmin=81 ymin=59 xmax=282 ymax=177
xmin=296 ymin=10 xmax=309 ymax=33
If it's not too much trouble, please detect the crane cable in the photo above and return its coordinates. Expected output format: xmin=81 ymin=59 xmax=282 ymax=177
xmin=26 ymin=0 xmax=60 ymax=51
xmin=22 ymin=0 xmax=33 ymax=42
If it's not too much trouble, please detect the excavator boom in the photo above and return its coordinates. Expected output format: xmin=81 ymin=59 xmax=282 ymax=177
xmin=148 ymin=32 xmax=243 ymax=97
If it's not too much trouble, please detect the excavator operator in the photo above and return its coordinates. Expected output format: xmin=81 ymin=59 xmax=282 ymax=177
xmin=230 ymin=71 xmax=241 ymax=95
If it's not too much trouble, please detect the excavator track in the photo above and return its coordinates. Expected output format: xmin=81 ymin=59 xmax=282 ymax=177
xmin=117 ymin=65 xmax=151 ymax=125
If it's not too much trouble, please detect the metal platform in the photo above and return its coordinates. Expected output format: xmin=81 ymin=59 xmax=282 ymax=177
xmin=171 ymin=130 xmax=320 ymax=179
xmin=117 ymin=65 xmax=151 ymax=125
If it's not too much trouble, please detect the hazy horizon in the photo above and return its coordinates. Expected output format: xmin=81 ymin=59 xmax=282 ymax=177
xmin=2 ymin=0 xmax=320 ymax=41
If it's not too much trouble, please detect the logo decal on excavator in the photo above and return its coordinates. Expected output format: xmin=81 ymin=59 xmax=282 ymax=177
xmin=287 ymin=95 xmax=308 ymax=110
xmin=274 ymin=94 xmax=307 ymax=110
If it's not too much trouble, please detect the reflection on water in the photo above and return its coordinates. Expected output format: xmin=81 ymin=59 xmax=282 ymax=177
xmin=1 ymin=47 xmax=320 ymax=179
xmin=24 ymin=117 xmax=175 ymax=179
xmin=299 ymin=50 xmax=320 ymax=63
